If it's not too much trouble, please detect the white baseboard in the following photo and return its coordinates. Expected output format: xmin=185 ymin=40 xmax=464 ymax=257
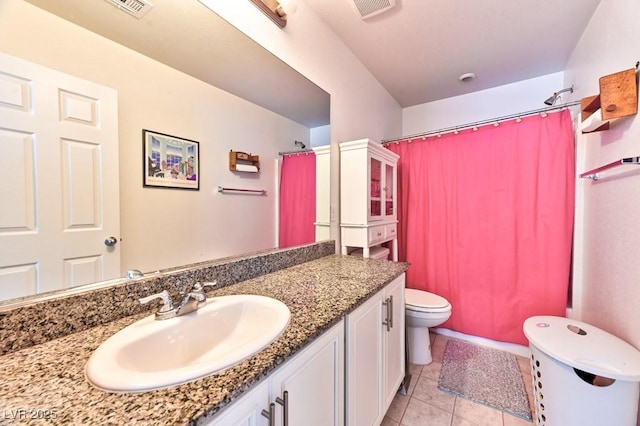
xmin=433 ymin=327 xmax=531 ymax=358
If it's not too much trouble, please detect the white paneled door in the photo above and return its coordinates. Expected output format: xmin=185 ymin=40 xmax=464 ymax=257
xmin=0 ymin=52 xmax=120 ymax=300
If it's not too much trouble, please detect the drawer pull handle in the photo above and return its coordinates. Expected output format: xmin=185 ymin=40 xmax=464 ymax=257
xmin=276 ymin=391 xmax=289 ymax=426
xmin=261 ymin=402 xmax=275 ymax=426
xmin=382 ymin=297 xmax=391 ymax=332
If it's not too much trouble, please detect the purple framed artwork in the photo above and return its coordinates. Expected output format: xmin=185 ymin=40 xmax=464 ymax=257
xmin=143 ymin=129 xmax=199 ymax=190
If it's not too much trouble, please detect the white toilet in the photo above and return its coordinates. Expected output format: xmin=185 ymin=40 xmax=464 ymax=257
xmin=350 ymin=247 xmax=452 ymax=365
xmin=405 ymin=289 xmax=452 ymax=365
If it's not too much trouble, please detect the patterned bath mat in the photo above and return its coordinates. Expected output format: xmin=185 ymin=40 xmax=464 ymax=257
xmin=438 ymin=339 xmax=532 ymax=421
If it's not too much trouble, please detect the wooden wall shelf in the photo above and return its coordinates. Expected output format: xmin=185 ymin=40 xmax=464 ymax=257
xmin=580 ymin=68 xmax=638 ymax=133
xmin=581 ymin=95 xmax=609 ymax=132
xmin=229 ymin=151 xmax=260 ymax=172
xmin=600 ymin=68 xmax=637 ymax=120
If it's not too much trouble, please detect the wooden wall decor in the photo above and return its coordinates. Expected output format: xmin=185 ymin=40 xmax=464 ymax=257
xmin=599 ymin=68 xmax=638 ymax=120
xmin=580 ymin=67 xmax=638 ymax=133
xmin=229 ymin=150 xmax=260 ymax=172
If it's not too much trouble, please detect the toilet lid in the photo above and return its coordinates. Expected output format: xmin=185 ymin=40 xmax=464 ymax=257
xmin=405 ymin=288 xmax=450 ymax=311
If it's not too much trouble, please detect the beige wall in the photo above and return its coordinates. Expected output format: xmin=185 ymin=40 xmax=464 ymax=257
xmin=0 ymin=0 xmax=310 ymax=274
xmin=566 ymin=3 xmax=640 ymax=421
xmin=203 ymin=1 xmax=404 ymax=244
xmin=566 ymin=0 xmax=640 ymax=350
xmin=205 ymin=1 xmax=402 ymax=142
xmin=0 ymin=0 xmax=403 ymax=275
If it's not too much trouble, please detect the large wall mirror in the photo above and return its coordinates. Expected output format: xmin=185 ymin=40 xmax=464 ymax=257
xmin=0 ymin=0 xmax=330 ymax=306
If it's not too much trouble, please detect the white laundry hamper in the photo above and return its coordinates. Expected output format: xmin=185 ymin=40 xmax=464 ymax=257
xmin=523 ymin=316 xmax=640 ymax=426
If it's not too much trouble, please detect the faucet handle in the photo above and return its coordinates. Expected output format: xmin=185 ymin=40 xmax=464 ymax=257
xmin=139 ymin=290 xmax=174 ymax=313
xmin=190 ymin=281 xmax=217 ymax=301
xmin=195 ymin=281 xmax=218 ymax=291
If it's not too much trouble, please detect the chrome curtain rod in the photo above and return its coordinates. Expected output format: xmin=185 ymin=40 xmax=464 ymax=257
xmin=381 ymin=101 xmax=582 ymax=144
xmin=278 ymin=149 xmax=313 ymax=156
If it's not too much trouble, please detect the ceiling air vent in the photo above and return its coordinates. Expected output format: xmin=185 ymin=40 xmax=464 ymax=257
xmin=350 ymin=0 xmax=396 ymax=20
xmin=103 ymin=0 xmax=154 ymax=19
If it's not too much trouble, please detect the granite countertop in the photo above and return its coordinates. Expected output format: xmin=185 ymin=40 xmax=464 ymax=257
xmin=0 ymin=255 xmax=408 ymax=425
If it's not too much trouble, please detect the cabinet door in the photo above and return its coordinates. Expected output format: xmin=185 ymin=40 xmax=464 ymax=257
xmin=370 ymin=154 xmax=397 ymax=222
xmin=270 ymin=322 xmax=344 ymax=426
xmin=369 ymin=155 xmax=383 ymax=221
xmin=345 ymin=292 xmax=384 ymax=426
xmin=383 ymin=161 xmax=396 ymax=219
xmin=205 ymin=380 xmax=269 ymax=426
xmin=382 ymin=275 xmax=406 ymax=412
xmin=0 ymin=52 xmax=121 ymax=298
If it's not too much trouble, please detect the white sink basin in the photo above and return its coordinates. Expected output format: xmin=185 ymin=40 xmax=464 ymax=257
xmin=85 ymin=294 xmax=290 ymax=392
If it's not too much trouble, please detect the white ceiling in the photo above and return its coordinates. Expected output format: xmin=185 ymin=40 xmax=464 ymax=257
xmin=302 ymin=0 xmax=602 ymax=107
xmin=23 ymin=0 xmax=603 ymax=125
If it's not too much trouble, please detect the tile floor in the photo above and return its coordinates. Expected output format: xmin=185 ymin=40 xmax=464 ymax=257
xmin=382 ymin=333 xmax=535 ymax=426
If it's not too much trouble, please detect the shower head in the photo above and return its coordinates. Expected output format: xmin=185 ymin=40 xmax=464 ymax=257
xmin=294 ymin=140 xmax=306 ymax=149
xmin=544 ymin=86 xmax=574 ymax=106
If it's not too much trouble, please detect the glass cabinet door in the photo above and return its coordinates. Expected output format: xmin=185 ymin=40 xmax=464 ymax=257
xmin=370 ymin=156 xmax=382 ymax=220
xmin=384 ymin=163 xmax=394 ymax=217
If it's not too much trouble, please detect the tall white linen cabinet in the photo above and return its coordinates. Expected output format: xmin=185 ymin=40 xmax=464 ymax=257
xmin=339 ymin=139 xmax=399 ymax=260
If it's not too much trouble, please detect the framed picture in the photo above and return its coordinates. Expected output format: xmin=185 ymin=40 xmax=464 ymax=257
xmin=143 ymin=129 xmax=200 ymax=190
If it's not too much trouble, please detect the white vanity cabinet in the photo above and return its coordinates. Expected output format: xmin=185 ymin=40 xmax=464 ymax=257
xmin=270 ymin=321 xmax=344 ymax=426
xmin=339 ymin=139 xmax=400 ymax=260
xmin=345 ymin=274 xmax=405 ymax=426
xmin=205 ymin=379 xmax=269 ymax=426
xmin=206 ymin=321 xmax=344 ymax=426
xmin=205 ymin=273 xmax=406 ymax=426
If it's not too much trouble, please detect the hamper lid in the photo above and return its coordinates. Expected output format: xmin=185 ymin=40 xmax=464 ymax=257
xmin=523 ymin=316 xmax=640 ymax=381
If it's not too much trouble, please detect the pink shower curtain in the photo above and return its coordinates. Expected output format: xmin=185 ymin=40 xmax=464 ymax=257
xmin=279 ymin=153 xmax=316 ymax=248
xmin=386 ymin=110 xmax=575 ymax=345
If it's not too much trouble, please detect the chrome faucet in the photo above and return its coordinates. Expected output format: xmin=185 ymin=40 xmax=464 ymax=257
xmin=126 ymin=269 xmax=144 ymax=280
xmin=139 ymin=281 xmax=217 ymax=320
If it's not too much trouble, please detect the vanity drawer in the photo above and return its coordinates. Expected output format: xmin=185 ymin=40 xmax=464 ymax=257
xmin=384 ymin=223 xmax=397 ymax=240
xmin=340 ymin=223 xmax=397 ymax=249
xmin=368 ymin=225 xmax=385 ymax=245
